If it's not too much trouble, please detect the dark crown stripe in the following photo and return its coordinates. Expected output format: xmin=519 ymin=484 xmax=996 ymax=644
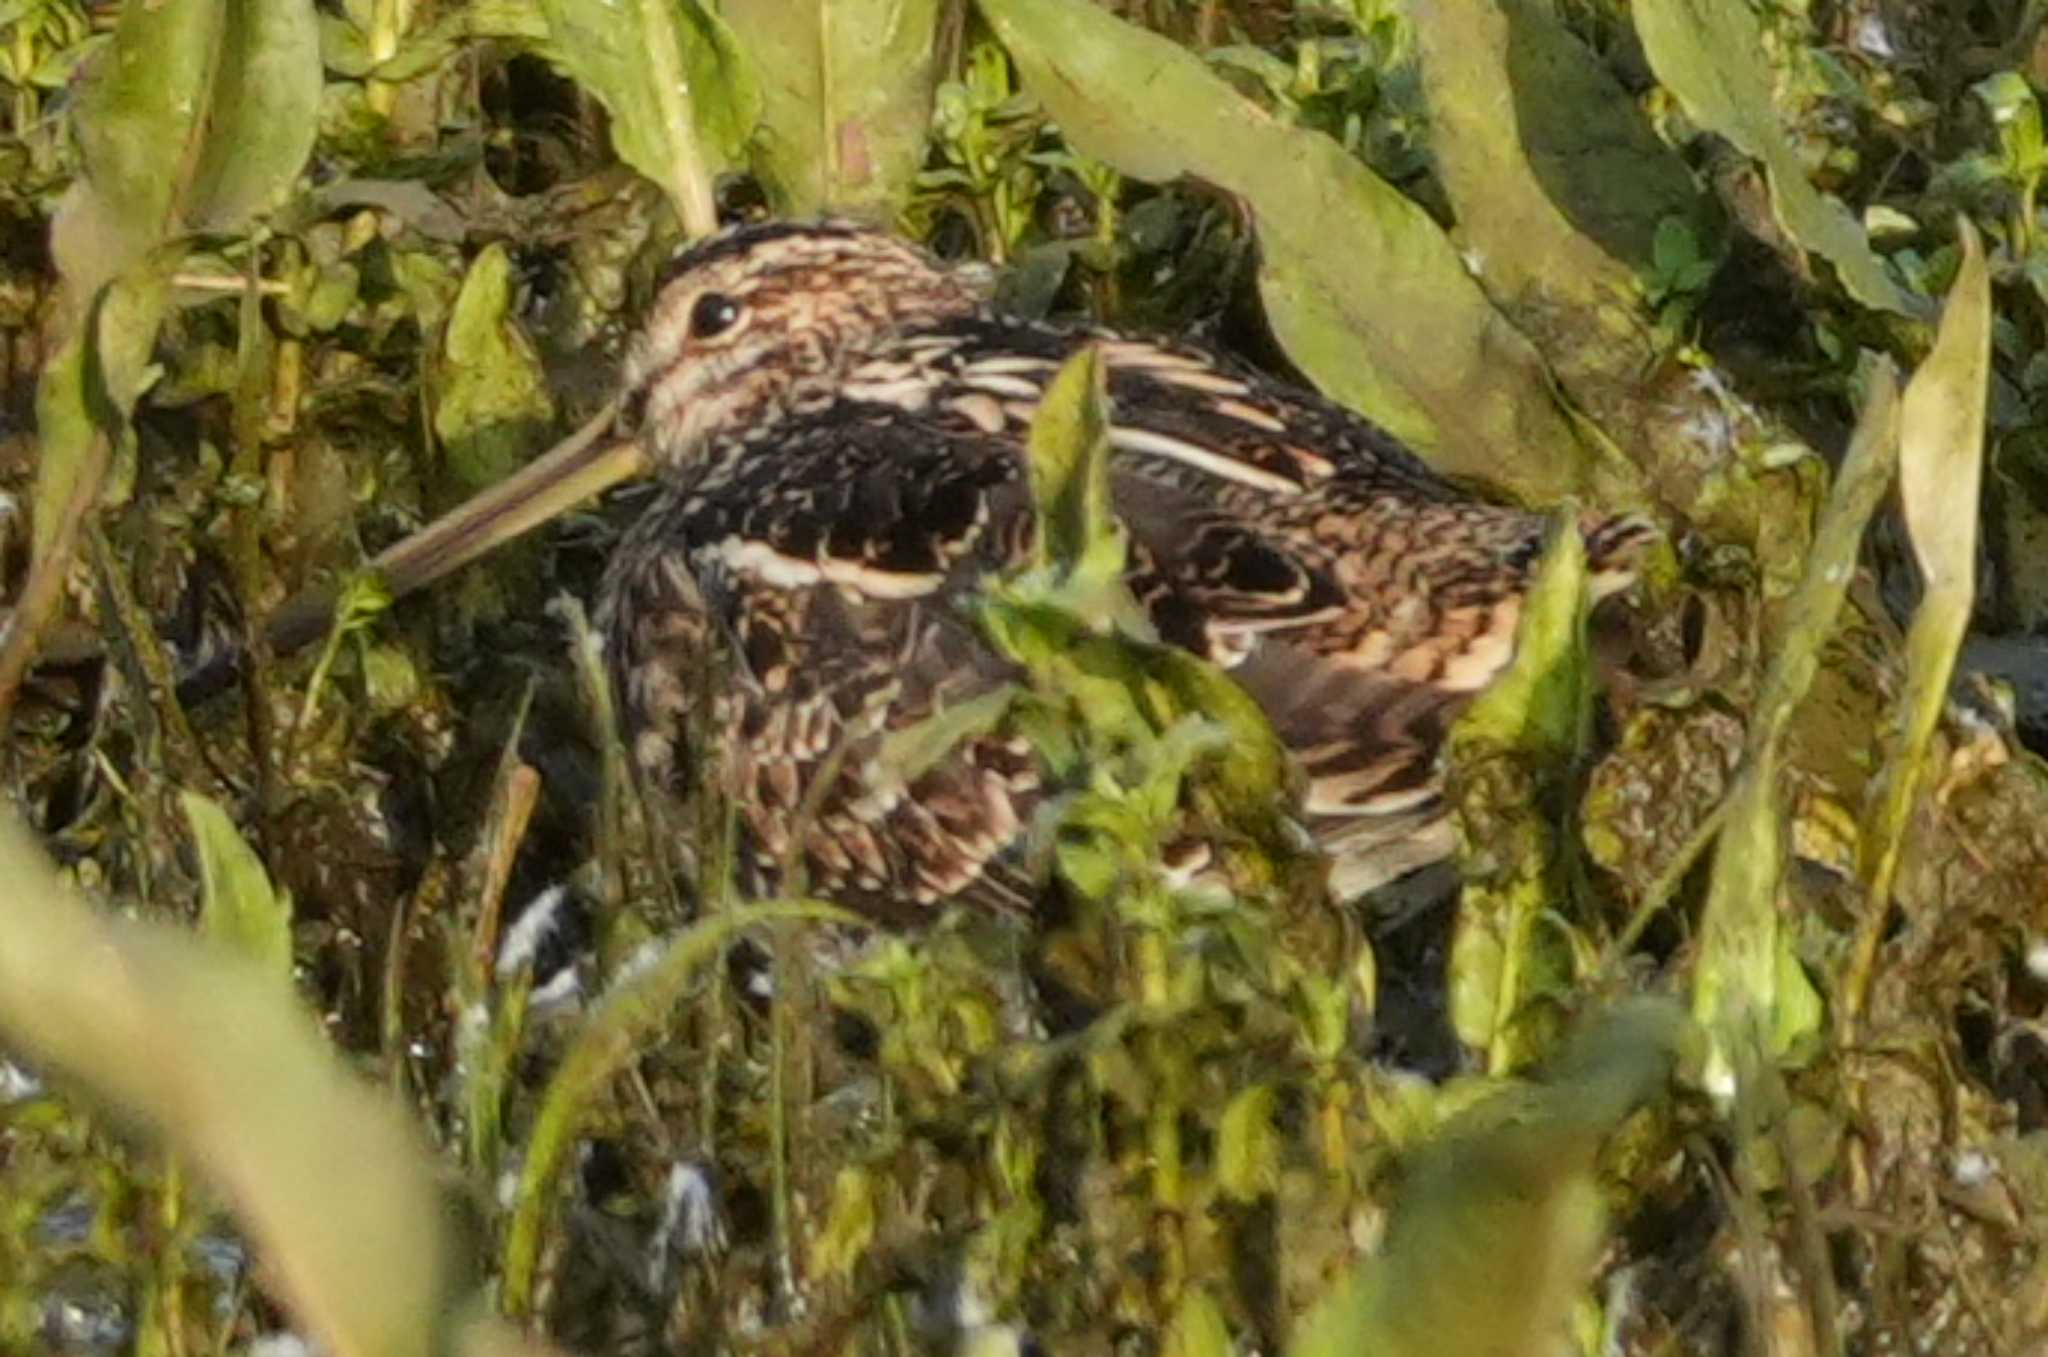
xmin=654 ymin=219 xmax=869 ymax=293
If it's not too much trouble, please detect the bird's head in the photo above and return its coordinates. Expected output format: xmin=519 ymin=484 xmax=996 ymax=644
xmin=618 ymin=220 xmax=988 ymax=472
xmin=349 ymin=221 xmax=986 ymax=601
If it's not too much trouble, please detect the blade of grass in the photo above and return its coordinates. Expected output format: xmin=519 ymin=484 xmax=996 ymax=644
xmin=1692 ymin=358 xmax=1901 ymax=1098
xmin=500 ymin=900 xmax=862 ymax=1316
xmin=1842 ymin=219 xmax=1992 ymax=1033
xmin=182 ymin=790 xmax=293 ymax=972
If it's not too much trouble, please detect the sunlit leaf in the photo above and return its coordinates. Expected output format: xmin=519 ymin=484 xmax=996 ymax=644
xmin=1632 ymin=0 xmax=1924 ymax=318
xmin=1855 ymin=219 xmax=1991 ymax=967
xmin=724 ymin=0 xmax=942 ymax=218
xmin=181 ymin=791 xmax=293 ymax=974
xmin=1216 ymin=1083 xmax=1279 ymax=1200
xmin=531 ymin=0 xmax=759 ymax=235
xmin=877 ymin=684 xmax=1025 ymax=784
xmin=808 ymin=1165 xmax=880 ymax=1280
xmin=432 ymin=243 xmax=556 ymax=500
xmin=52 ymin=0 xmax=319 ymax=324
xmin=1026 ymin=344 xmax=1119 ymax=580
xmin=1446 ymin=521 xmax=1590 ymax=1068
xmin=1164 ymin=1287 xmax=1233 ymax=1357
xmin=1290 ymin=1001 xmax=1685 ymax=1357
xmin=1412 ymin=0 xmax=1701 ymax=476
xmin=0 ymin=820 xmax=560 ymax=1357
xmin=979 ymin=0 xmax=1601 ymax=501
xmin=1694 ymin=359 xmax=1901 ymax=1095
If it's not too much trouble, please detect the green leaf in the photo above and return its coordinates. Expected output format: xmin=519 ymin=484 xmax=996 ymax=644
xmin=1216 ymin=1084 xmax=1280 ymax=1200
xmin=1026 ymin=344 xmax=1118 ymax=577
xmin=51 ymin=0 xmax=320 ymax=325
xmin=0 ymin=820 xmax=560 ymax=1357
xmin=1860 ymin=220 xmax=1992 ymax=908
xmin=501 ymin=900 xmax=862 ymax=1315
xmin=1693 ymin=357 xmax=1902 ymax=1095
xmin=185 ymin=0 xmax=322 ymax=231
xmin=978 ymin=0 xmax=1600 ymax=501
xmin=27 ymin=266 xmax=171 ymax=574
xmin=876 ymin=684 xmax=1025 ymax=784
xmin=180 ymin=791 xmax=293 ymax=974
xmin=723 ymin=0 xmax=943 ymax=218
xmin=1632 ymin=0 xmax=1924 ymax=318
xmin=1653 ymin=216 xmax=1698 ymax=277
xmin=808 ymin=1166 xmax=881 ymax=1281
xmin=1290 ymin=1001 xmax=1685 ymax=1357
xmin=1412 ymin=0 xmax=1700 ymax=486
xmin=1974 ymin=71 xmax=2048 ymax=178
xmin=1449 ymin=521 xmax=1591 ymax=761
xmin=431 ymin=243 xmax=556 ymax=499
xmin=1164 ymin=1287 xmax=1233 ymax=1357
xmin=1445 ymin=521 xmax=1591 ymax=1067
xmin=531 ymin=0 xmax=759 ymax=235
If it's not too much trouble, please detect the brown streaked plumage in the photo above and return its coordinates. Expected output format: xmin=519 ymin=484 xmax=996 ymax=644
xmin=576 ymin=219 xmax=1656 ymax=918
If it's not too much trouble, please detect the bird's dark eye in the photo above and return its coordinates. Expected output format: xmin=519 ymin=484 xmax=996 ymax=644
xmin=689 ymin=292 xmax=741 ymax=340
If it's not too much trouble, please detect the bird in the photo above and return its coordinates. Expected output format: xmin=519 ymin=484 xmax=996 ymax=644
xmin=384 ymin=218 xmax=1656 ymax=923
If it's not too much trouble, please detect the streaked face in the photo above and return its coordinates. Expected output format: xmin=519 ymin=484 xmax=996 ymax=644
xmin=617 ymin=221 xmax=987 ymax=472
xmin=344 ymin=221 xmax=986 ymax=607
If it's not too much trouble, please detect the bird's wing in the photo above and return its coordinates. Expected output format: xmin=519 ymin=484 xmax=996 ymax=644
xmin=601 ymin=412 xmax=1043 ymax=921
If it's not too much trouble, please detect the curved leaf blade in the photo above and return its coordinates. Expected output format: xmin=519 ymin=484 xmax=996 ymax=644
xmin=52 ymin=0 xmax=320 ymax=321
xmin=1632 ymin=0 xmax=1924 ymax=318
xmin=1858 ymin=221 xmax=1991 ymax=917
xmin=533 ymin=0 xmax=759 ymax=235
xmin=1694 ymin=359 xmax=1901 ymax=1093
xmin=187 ymin=0 xmax=322 ymax=230
xmin=725 ymin=0 xmax=943 ymax=218
xmin=979 ymin=0 xmax=1600 ymax=502
xmin=0 ymin=822 xmax=447 ymax=1357
xmin=182 ymin=790 xmax=294 ymax=972
xmin=1413 ymin=0 xmax=1701 ymax=486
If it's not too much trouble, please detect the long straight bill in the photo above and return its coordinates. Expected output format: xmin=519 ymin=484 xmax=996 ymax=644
xmin=263 ymin=402 xmax=650 ymax=654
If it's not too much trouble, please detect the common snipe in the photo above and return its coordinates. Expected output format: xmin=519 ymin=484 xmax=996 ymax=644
xmin=379 ymin=220 xmax=1655 ymax=919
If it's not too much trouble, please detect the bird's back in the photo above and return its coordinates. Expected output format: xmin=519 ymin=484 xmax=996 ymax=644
xmin=600 ymin=313 xmax=1652 ymax=915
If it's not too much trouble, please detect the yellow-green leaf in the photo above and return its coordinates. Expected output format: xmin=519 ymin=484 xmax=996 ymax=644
xmin=1216 ymin=1084 xmax=1280 ymax=1201
xmin=532 ymin=0 xmax=759 ymax=234
xmin=1290 ymin=1001 xmax=1685 ymax=1357
xmin=1026 ymin=344 xmax=1118 ymax=577
xmin=52 ymin=0 xmax=319 ymax=327
xmin=1694 ymin=359 xmax=1901 ymax=1094
xmin=181 ymin=791 xmax=293 ymax=973
xmin=808 ymin=1165 xmax=881 ymax=1280
xmin=432 ymin=243 xmax=557 ymax=500
xmin=1446 ymin=521 xmax=1590 ymax=1068
xmin=979 ymin=0 xmax=1599 ymax=500
xmin=1860 ymin=220 xmax=1991 ymax=905
xmin=1413 ymin=0 xmax=1699 ymax=489
xmin=725 ymin=0 xmax=942 ymax=218
xmin=1165 ymin=1286 xmax=1233 ymax=1357
xmin=1632 ymin=0 xmax=1923 ymax=318
xmin=0 ymin=820 xmax=504 ymax=1357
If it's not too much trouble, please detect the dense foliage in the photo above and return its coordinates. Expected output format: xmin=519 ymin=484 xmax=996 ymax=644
xmin=4 ymin=0 xmax=2048 ymax=1354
